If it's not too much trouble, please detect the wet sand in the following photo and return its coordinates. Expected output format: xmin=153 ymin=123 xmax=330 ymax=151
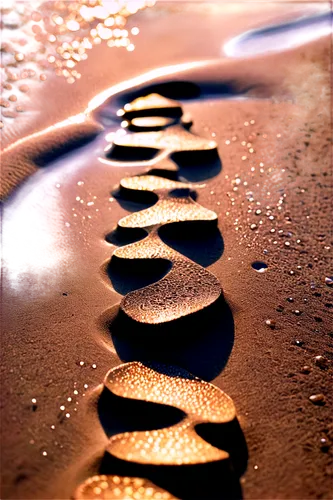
xmin=1 ymin=3 xmax=332 ymax=499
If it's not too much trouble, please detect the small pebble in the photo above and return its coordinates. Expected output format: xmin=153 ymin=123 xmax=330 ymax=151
xmin=314 ymin=356 xmax=329 ymax=370
xmin=324 ymin=276 xmax=333 ymax=287
xmin=320 ymin=438 xmax=329 ymax=452
xmin=309 ymin=394 xmax=326 ymax=405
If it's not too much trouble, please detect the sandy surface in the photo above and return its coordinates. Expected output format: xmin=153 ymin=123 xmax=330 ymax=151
xmin=1 ymin=3 xmax=332 ymax=499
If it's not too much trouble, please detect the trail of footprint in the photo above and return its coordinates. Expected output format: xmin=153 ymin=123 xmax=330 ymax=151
xmin=110 ymin=175 xmax=221 ymax=324
xmin=76 ymin=91 xmax=245 ymax=498
xmin=103 ymin=361 xmax=235 ymax=465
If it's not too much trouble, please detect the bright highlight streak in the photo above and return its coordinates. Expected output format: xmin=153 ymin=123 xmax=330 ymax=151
xmin=224 ymin=11 xmax=332 ymax=58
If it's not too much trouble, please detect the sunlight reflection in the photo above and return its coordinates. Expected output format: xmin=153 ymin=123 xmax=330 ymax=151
xmin=6 ymin=184 xmax=51 ymax=259
xmin=224 ymin=11 xmax=332 ymax=58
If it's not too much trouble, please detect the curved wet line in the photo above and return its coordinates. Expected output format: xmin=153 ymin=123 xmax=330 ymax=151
xmin=224 ymin=11 xmax=332 ymax=58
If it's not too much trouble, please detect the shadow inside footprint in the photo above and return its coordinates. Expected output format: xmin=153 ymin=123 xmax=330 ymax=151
xmin=105 ymin=227 xmax=147 ymax=246
xmin=99 ymin=436 xmax=244 ymax=500
xmin=159 ymin=222 xmax=223 ymax=267
xmin=107 ymin=257 xmax=172 ymax=295
xmin=107 ymin=144 xmax=159 ymax=162
xmin=114 ymin=81 xmax=201 ymax=110
xmin=98 ymin=389 xmax=185 ymax=439
xmin=97 ymin=360 xmax=247 ymax=500
xmin=172 ymin=148 xmax=222 ymax=182
xmin=196 ymin=419 xmax=248 ymax=478
xmin=111 ymin=186 xmax=158 ymax=212
xmin=106 ymin=295 xmax=234 ymax=382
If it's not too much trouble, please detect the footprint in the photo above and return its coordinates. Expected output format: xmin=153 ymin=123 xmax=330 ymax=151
xmin=102 ymin=362 xmax=235 ymax=465
xmin=118 ymin=93 xmax=183 ymax=120
xmin=85 ymin=91 xmax=242 ymax=500
xmin=107 ymin=175 xmax=221 ymax=324
xmin=74 ymin=474 xmax=178 ymax=499
xmin=112 ymin=234 xmax=221 ymax=324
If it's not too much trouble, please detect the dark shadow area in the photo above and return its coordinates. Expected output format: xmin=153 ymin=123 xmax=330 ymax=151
xmin=116 ymin=81 xmax=201 ymax=111
xmin=99 ymin=443 xmax=243 ymax=500
xmin=169 ymin=187 xmax=197 ymax=200
xmin=145 ymin=167 xmax=178 ymax=180
xmin=107 ymin=256 xmax=172 ymax=296
xmin=106 ymin=79 xmax=254 ymax=116
xmin=196 ymin=419 xmax=248 ymax=477
xmin=172 ymin=148 xmax=222 ymax=181
xmin=111 ymin=184 xmax=198 ymax=213
xmin=106 ymin=295 xmax=234 ymax=382
xmin=159 ymin=221 xmax=223 ymax=267
xmin=105 ymin=227 xmax=147 ymax=246
xmin=143 ymin=80 xmax=201 ymax=100
xmin=107 ymin=144 xmax=159 ymax=162
xmin=251 ymin=261 xmax=268 ymax=272
xmin=98 ymin=387 xmax=185 ymax=438
xmin=111 ymin=187 xmax=158 ymax=212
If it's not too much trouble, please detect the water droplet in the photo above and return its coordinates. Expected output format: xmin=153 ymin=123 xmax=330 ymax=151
xmin=250 ymin=223 xmax=257 ymax=230
xmin=42 ymin=450 xmax=48 ymax=456
xmin=265 ymin=319 xmax=276 ymax=329
xmin=50 ymin=425 xmax=55 ymax=430
xmin=251 ymin=261 xmax=268 ymax=273
xmin=60 ymin=405 xmax=65 ymax=411
xmin=31 ymin=398 xmax=37 ymax=404
xmin=79 ymin=361 xmax=85 ymax=367
xmin=92 ymin=363 xmax=97 ymax=369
